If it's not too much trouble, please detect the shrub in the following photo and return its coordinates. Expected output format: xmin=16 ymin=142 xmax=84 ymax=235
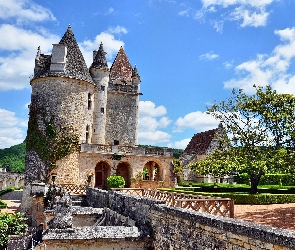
xmin=0 ymin=200 xmax=7 ymax=209
xmin=0 ymin=212 xmax=27 ymax=248
xmin=107 ymin=175 xmax=125 ymax=189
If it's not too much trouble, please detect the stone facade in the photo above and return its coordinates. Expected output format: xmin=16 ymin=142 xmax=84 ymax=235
xmin=0 ymin=171 xmax=24 ymax=190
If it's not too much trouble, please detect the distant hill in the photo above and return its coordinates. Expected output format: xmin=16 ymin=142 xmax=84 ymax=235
xmin=0 ymin=142 xmax=26 ymax=173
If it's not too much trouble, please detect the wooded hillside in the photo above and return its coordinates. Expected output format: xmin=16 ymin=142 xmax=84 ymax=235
xmin=0 ymin=142 xmax=25 ymax=173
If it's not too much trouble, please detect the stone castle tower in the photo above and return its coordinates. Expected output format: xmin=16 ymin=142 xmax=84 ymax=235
xmin=23 ymin=25 xmax=174 ymax=225
xmin=32 ymin=25 xmax=140 ymax=148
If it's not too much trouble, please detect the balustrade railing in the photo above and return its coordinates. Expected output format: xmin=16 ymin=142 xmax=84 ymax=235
xmin=112 ymin=188 xmax=234 ymax=218
xmin=60 ymin=184 xmax=87 ymax=194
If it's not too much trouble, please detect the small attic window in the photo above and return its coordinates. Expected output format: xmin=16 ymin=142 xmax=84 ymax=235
xmin=114 ymin=140 xmax=119 ymax=146
xmin=88 ymin=93 xmax=92 ymax=110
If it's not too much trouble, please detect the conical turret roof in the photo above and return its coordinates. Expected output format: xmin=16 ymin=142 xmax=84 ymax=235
xmin=110 ymin=46 xmax=132 ymax=82
xmin=32 ymin=25 xmax=93 ymax=83
xmin=90 ymin=42 xmax=108 ymax=70
xmin=59 ymin=25 xmax=93 ymax=83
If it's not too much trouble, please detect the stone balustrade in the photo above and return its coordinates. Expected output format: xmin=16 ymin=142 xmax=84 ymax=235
xmin=80 ymin=143 xmax=174 ymax=156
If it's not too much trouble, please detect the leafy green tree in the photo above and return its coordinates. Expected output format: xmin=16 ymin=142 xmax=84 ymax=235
xmin=190 ymin=85 xmax=295 ymax=194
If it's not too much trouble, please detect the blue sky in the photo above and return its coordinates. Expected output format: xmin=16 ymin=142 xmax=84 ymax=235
xmin=0 ymin=0 xmax=295 ymax=149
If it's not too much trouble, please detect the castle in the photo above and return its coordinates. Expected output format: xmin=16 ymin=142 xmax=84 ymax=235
xmin=22 ymin=25 xmax=174 ymax=222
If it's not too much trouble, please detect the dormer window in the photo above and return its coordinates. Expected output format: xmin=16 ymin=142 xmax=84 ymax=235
xmin=88 ymin=93 xmax=92 ymax=110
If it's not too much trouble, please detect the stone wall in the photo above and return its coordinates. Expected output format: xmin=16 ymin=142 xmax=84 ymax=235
xmin=0 ymin=172 xmax=24 ymax=190
xmin=150 ymin=204 xmax=295 ymax=250
xmin=105 ymin=92 xmax=138 ymax=146
xmin=87 ymin=188 xmax=295 ymax=250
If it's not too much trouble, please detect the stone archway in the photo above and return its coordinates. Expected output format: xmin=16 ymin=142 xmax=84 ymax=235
xmin=116 ymin=162 xmax=131 ymax=188
xmin=95 ymin=161 xmax=111 ymax=189
xmin=144 ymin=161 xmax=162 ymax=181
xmin=18 ymin=178 xmax=24 ymax=187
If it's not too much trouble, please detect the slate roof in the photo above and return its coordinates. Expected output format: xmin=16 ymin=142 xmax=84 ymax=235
xmin=132 ymin=65 xmax=140 ymax=80
xmin=90 ymin=42 xmax=108 ymax=70
xmin=110 ymin=47 xmax=133 ymax=83
xmin=184 ymin=128 xmax=218 ymax=155
xmin=32 ymin=25 xmax=93 ymax=84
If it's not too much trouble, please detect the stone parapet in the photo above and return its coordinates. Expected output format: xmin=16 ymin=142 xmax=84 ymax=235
xmin=80 ymin=143 xmax=174 ymax=157
xmin=151 ymin=204 xmax=295 ymax=250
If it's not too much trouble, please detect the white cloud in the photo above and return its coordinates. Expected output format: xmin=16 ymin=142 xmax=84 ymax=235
xmin=199 ymin=51 xmax=219 ymax=61
xmin=139 ymin=101 xmax=167 ymax=117
xmin=212 ymin=20 xmax=224 ymax=33
xmin=223 ymin=60 xmax=234 ymax=69
xmin=198 ymin=0 xmax=273 ymax=28
xmin=0 ymin=24 xmax=59 ymax=91
xmin=178 ymin=10 xmax=189 ymax=17
xmin=174 ymin=111 xmax=219 ymax=133
xmin=0 ymin=108 xmax=27 ymax=149
xmin=105 ymin=7 xmax=114 ymax=15
xmin=167 ymin=138 xmax=191 ymax=149
xmin=138 ymin=101 xmax=172 ymax=145
xmin=224 ymin=27 xmax=295 ymax=94
xmin=229 ymin=6 xmax=269 ymax=27
xmin=107 ymin=25 xmax=128 ymax=35
xmin=80 ymin=28 xmax=127 ymax=67
xmin=0 ymin=0 xmax=56 ymax=24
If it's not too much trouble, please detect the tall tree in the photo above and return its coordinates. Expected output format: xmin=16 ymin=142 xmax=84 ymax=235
xmin=190 ymin=85 xmax=295 ymax=193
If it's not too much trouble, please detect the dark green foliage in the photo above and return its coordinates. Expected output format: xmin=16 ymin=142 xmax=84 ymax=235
xmin=159 ymin=186 xmax=295 ymax=204
xmin=173 ymin=149 xmax=183 ymax=159
xmin=0 ymin=212 xmax=27 ymax=248
xmin=234 ymin=173 xmax=295 ymax=186
xmin=107 ymin=175 xmax=125 ymax=189
xmin=0 ymin=200 xmax=7 ymax=209
xmin=0 ymin=142 xmax=26 ymax=173
xmin=209 ymin=193 xmax=295 ymax=205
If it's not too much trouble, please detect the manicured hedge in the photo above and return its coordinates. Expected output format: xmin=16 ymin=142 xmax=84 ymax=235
xmin=209 ymin=193 xmax=295 ymax=205
xmin=234 ymin=173 xmax=295 ymax=186
xmin=158 ymin=188 xmax=295 ymax=205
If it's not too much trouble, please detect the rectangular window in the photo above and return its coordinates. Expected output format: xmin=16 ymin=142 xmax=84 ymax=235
xmin=101 ymin=85 xmax=105 ymax=91
xmin=88 ymin=93 xmax=92 ymax=110
xmin=101 ymin=107 xmax=104 ymax=114
xmin=114 ymin=140 xmax=119 ymax=145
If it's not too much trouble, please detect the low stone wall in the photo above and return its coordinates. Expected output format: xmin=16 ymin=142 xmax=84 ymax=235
xmin=87 ymin=187 xmax=295 ymax=250
xmin=151 ymin=204 xmax=295 ymax=250
xmin=42 ymin=226 xmax=144 ymax=250
xmin=87 ymin=187 xmax=165 ymax=238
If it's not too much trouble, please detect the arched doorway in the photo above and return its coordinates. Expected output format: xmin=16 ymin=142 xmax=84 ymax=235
xmin=95 ymin=161 xmax=111 ymax=189
xmin=116 ymin=162 xmax=131 ymax=188
xmin=144 ymin=161 xmax=162 ymax=181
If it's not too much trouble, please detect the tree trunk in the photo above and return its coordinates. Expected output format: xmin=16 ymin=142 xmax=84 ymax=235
xmin=250 ymin=174 xmax=261 ymax=194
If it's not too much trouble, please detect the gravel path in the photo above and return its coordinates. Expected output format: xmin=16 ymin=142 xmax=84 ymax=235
xmin=235 ymin=203 xmax=295 ymax=231
xmin=0 ymin=190 xmax=23 ymax=213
